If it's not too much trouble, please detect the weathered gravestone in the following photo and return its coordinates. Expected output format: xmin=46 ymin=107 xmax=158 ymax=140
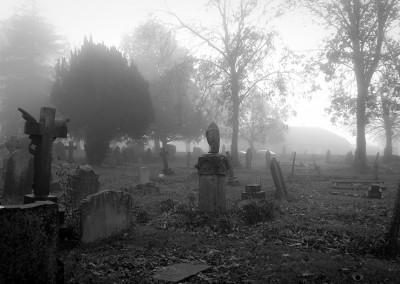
xmin=0 ymin=201 xmax=59 ymax=284
xmin=18 ymin=107 xmax=69 ymax=204
xmin=80 ymin=190 xmax=132 ymax=243
xmin=136 ymin=166 xmax=159 ymax=194
xmin=160 ymin=148 xmax=174 ymax=175
xmin=70 ymin=165 xmax=100 ymax=209
xmin=65 ymin=141 xmax=77 ymax=163
xmin=270 ymin=157 xmax=289 ymax=201
xmin=225 ymin=151 xmax=240 ymax=186
xmin=186 ymin=151 xmax=192 ymax=167
xmin=196 ymin=122 xmax=229 ymax=213
xmin=368 ymin=183 xmax=383 ymax=199
xmin=53 ymin=141 xmax=66 ymax=161
xmin=3 ymin=138 xmax=34 ymax=198
xmin=193 ymin=146 xmax=204 ymax=160
xmin=0 ymin=136 xmax=24 ymax=188
xmin=245 ymin=148 xmax=252 ymax=169
xmin=346 ymin=150 xmax=353 ymax=164
xmin=373 ymin=152 xmax=380 ymax=180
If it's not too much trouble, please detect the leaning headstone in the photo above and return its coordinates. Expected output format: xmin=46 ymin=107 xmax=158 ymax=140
xmin=3 ymin=140 xmax=34 ymax=198
xmin=245 ymin=148 xmax=252 ymax=169
xmin=266 ymin=151 xmax=272 ymax=172
xmin=53 ymin=141 xmax=66 ymax=161
xmin=270 ymin=157 xmax=289 ymax=201
xmin=0 ymin=201 xmax=59 ymax=284
xmin=80 ymin=191 xmax=132 ymax=243
xmin=225 ymin=151 xmax=240 ymax=186
xmin=241 ymin=184 xmax=265 ymax=200
xmin=291 ymin=151 xmax=297 ymax=175
xmin=196 ymin=122 xmax=229 ymax=213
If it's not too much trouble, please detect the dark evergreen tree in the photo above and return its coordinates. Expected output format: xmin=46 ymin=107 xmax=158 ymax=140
xmin=51 ymin=38 xmax=154 ymax=164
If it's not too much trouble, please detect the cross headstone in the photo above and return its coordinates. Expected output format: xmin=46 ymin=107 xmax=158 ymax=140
xmin=18 ymin=107 xmax=68 ymax=204
xmin=245 ymin=148 xmax=252 ymax=169
xmin=65 ymin=141 xmax=77 ymax=163
xmin=270 ymin=157 xmax=289 ymax=201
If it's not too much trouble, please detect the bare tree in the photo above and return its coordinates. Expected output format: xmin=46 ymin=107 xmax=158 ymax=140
xmin=170 ymin=0 xmax=281 ymax=166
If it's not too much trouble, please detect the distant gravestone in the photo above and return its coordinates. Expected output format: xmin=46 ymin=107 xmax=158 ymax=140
xmin=193 ymin=147 xmax=204 ymax=159
xmin=65 ymin=141 xmax=77 ymax=163
xmin=226 ymin=151 xmax=240 ymax=186
xmin=186 ymin=151 xmax=192 ymax=168
xmin=291 ymin=152 xmax=297 ymax=175
xmin=282 ymin=145 xmax=287 ymax=155
xmin=145 ymin=148 xmax=152 ymax=162
xmin=3 ymin=141 xmax=34 ymax=198
xmin=270 ymin=157 xmax=289 ymax=201
xmin=114 ymin=146 xmax=122 ymax=165
xmin=53 ymin=141 xmax=66 ymax=161
xmin=80 ymin=190 xmax=132 ymax=243
xmin=245 ymin=148 xmax=252 ymax=169
xmin=221 ymin=144 xmax=226 ymax=155
xmin=166 ymin=144 xmax=176 ymax=157
xmin=346 ymin=151 xmax=353 ymax=164
xmin=139 ymin=167 xmax=150 ymax=184
xmin=326 ymin=150 xmax=331 ymax=163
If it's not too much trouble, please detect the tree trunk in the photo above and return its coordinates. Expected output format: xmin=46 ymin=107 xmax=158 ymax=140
xmin=383 ymin=111 xmax=393 ymax=163
xmin=231 ymin=74 xmax=241 ymax=167
xmin=154 ymin=137 xmax=161 ymax=154
xmin=354 ymin=71 xmax=368 ymax=172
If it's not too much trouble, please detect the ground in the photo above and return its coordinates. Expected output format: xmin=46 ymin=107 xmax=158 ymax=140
xmin=6 ymin=153 xmax=400 ymax=283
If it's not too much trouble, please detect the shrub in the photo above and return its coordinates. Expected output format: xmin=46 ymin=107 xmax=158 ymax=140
xmin=241 ymin=199 xmax=275 ymax=225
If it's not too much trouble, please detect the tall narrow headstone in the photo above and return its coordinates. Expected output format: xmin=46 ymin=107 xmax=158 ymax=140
xmin=266 ymin=151 xmax=272 ymax=172
xmin=326 ymin=150 xmax=331 ymax=163
xmin=270 ymin=157 xmax=289 ymax=201
xmin=226 ymin=151 xmax=240 ymax=186
xmin=291 ymin=151 xmax=297 ymax=175
xmin=65 ymin=141 xmax=77 ymax=163
xmin=245 ymin=148 xmax=252 ymax=169
xmin=196 ymin=122 xmax=229 ymax=213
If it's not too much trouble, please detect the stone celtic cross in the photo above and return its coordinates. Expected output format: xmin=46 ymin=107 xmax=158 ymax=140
xmin=19 ymin=107 xmax=69 ymax=203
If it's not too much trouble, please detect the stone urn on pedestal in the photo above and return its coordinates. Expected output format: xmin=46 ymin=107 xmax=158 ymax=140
xmin=195 ymin=122 xmax=229 ymax=213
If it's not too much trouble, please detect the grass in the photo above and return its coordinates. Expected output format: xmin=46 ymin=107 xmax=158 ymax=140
xmin=57 ymin=153 xmax=400 ymax=283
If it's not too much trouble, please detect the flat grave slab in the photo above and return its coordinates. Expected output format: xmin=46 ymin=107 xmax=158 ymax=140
xmin=153 ymin=262 xmax=211 ymax=282
xmin=332 ymin=180 xmax=386 ymax=191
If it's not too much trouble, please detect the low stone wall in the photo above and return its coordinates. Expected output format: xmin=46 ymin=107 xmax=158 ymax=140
xmin=0 ymin=201 xmax=58 ymax=284
xmin=80 ymin=191 xmax=132 ymax=243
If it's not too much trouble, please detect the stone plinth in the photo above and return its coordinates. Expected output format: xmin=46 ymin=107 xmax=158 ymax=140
xmin=0 ymin=201 xmax=59 ymax=284
xmin=195 ymin=154 xmax=229 ymax=213
xmin=241 ymin=184 xmax=265 ymax=200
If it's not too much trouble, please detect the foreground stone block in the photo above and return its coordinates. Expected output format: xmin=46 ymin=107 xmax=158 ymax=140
xmin=80 ymin=190 xmax=132 ymax=243
xmin=0 ymin=201 xmax=58 ymax=284
xmin=153 ymin=262 xmax=211 ymax=283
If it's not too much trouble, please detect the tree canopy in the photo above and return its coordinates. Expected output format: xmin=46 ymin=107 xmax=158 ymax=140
xmin=121 ymin=20 xmax=206 ymax=151
xmin=302 ymin=0 xmax=400 ymax=171
xmin=0 ymin=2 xmax=67 ymax=138
xmin=51 ymin=37 xmax=154 ymax=164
